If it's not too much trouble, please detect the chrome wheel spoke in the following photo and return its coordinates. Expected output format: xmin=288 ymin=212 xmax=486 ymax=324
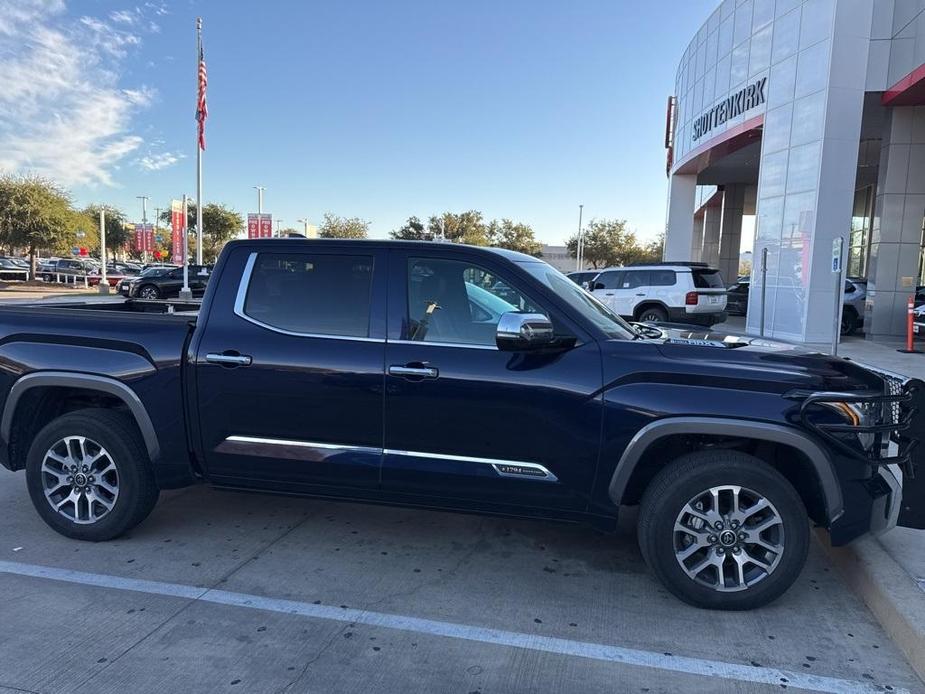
xmin=94 ymin=460 xmax=116 ymax=476
xmin=744 ymin=551 xmax=773 ymax=572
xmin=56 ymin=490 xmax=79 ymax=511
xmin=746 ymin=536 xmax=781 ymax=554
xmin=732 ymin=552 xmax=748 ymax=587
xmin=750 ymin=516 xmax=782 ymax=534
xmin=45 ymin=451 xmax=71 ymax=467
xmin=96 ymin=479 xmax=118 ymax=496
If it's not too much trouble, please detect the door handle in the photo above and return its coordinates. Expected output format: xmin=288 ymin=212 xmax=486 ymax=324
xmin=635 ymin=292 xmax=646 ymax=296
xmin=604 ymin=292 xmax=614 ymax=296
xmin=206 ymin=352 xmax=252 ymax=366
xmin=389 ymin=365 xmax=439 ymax=378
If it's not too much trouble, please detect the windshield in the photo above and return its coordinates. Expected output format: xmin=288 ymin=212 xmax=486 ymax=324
xmin=517 ymin=261 xmax=636 ymax=340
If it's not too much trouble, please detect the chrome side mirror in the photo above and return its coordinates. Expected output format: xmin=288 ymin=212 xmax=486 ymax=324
xmin=496 ymin=312 xmax=555 ymax=351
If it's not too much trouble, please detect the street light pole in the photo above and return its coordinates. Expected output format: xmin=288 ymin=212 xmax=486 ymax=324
xmin=98 ymin=208 xmax=109 ymax=295
xmin=576 ymin=204 xmax=584 ymax=271
xmin=253 ymin=186 xmax=266 ymax=239
xmin=275 ymin=219 xmax=283 ymax=237
xmin=136 ymin=195 xmax=149 ymax=264
xmin=297 ymin=218 xmax=310 ymax=237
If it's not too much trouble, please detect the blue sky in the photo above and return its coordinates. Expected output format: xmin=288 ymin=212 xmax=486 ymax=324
xmin=1 ymin=0 xmax=717 ymax=243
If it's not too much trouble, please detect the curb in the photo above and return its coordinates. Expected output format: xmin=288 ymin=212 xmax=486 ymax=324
xmin=815 ymin=529 xmax=925 ymax=683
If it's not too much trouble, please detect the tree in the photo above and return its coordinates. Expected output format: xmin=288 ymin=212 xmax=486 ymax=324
xmin=201 ymin=203 xmax=243 ymax=261
xmin=427 ymin=211 xmax=490 ymax=246
xmin=0 ymin=175 xmax=73 ymax=275
xmin=319 ymin=212 xmax=369 ymax=239
xmin=390 ymin=216 xmax=432 ymax=241
xmin=565 ymin=218 xmax=657 ymax=269
xmin=487 ymin=219 xmax=542 ymax=256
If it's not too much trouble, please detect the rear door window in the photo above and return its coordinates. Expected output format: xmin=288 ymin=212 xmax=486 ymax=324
xmin=649 ymin=270 xmax=676 ymax=286
xmin=241 ymin=253 xmax=374 ymax=337
xmin=692 ymin=269 xmax=724 ymax=288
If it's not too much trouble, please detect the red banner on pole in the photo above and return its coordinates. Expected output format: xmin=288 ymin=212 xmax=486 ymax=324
xmin=134 ymin=224 xmax=155 ymax=253
xmin=249 ymin=213 xmax=273 ymax=239
xmin=259 ymin=213 xmax=273 ymax=238
xmin=170 ymin=200 xmax=184 ymax=264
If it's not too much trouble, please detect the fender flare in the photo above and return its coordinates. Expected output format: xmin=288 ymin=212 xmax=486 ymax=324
xmin=1 ymin=371 xmax=160 ymax=462
xmin=607 ymin=417 xmax=844 ymax=523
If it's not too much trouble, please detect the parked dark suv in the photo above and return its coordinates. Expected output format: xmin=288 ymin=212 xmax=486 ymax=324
xmin=123 ymin=265 xmax=211 ymax=299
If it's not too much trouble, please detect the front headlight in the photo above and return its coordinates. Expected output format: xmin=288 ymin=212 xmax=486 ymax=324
xmin=821 ymin=400 xmax=879 ymax=450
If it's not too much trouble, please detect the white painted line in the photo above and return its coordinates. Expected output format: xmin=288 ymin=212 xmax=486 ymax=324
xmin=0 ymin=560 xmax=907 ymax=694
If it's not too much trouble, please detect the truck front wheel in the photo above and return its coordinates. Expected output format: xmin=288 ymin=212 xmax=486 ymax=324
xmin=25 ymin=408 xmax=160 ymax=541
xmin=637 ymin=450 xmax=809 ymax=610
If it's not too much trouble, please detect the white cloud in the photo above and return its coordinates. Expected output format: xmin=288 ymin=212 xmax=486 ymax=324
xmin=109 ymin=10 xmax=136 ymax=25
xmin=136 ymin=151 xmax=185 ymax=171
xmin=144 ymin=2 xmax=169 ymax=17
xmin=0 ymin=2 xmax=159 ymax=187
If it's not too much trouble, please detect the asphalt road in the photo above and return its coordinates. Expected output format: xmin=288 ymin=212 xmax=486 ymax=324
xmin=0 ymin=476 xmax=921 ymax=694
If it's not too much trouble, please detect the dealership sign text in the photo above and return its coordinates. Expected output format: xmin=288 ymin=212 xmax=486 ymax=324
xmin=692 ymin=77 xmax=767 ymax=142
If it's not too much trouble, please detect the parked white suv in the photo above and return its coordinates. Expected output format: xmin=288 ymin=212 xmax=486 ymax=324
xmin=589 ymin=262 xmax=728 ymax=326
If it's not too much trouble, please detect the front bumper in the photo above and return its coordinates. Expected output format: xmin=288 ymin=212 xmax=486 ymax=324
xmin=799 ymin=375 xmax=925 ymax=539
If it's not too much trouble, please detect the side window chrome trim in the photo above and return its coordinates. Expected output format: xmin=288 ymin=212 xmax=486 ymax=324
xmin=233 ymin=251 xmax=384 ymax=343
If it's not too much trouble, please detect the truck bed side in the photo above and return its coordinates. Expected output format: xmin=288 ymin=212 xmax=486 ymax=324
xmin=0 ymin=305 xmax=197 ymax=488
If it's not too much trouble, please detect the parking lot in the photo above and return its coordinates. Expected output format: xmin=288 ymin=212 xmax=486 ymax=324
xmin=0 ymin=475 xmax=921 ymax=694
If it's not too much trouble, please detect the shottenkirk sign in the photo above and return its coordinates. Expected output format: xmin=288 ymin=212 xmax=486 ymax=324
xmin=692 ymin=77 xmax=767 ymax=142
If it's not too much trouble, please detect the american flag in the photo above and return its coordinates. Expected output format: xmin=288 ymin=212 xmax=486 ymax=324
xmin=196 ymin=30 xmax=208 ymax=150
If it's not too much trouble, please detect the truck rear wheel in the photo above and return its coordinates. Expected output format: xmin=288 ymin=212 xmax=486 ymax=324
xmin=637 ymin=450 xmax=809 ymax=610
xmin=25 ymin=408 xmax=160 ymax=541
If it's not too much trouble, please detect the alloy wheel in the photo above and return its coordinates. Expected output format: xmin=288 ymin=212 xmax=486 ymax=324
xmin=673 ymin=484 xmax=784 ymax=592
xmin=140 ymin=286 xmax=158 ymax=300
xmin=40 ymin=436 xmax=119 ymax=524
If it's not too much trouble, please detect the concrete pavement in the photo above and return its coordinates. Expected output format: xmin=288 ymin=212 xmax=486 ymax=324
xmin=0 ymin=477 xmax=920 ymax=693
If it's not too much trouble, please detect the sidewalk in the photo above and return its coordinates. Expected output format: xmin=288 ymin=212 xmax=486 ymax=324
xmin=0 ymin=284 xmax=98 ymax=302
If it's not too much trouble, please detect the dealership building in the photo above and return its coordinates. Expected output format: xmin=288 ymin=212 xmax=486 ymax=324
xmin=665 ymin=0 xmax=925 ymax=343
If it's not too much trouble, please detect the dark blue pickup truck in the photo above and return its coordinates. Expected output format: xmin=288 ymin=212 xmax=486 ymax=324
xmin=0 ymin=239 xmax=922 ymax=610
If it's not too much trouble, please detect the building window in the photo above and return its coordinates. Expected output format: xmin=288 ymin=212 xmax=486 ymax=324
xmin=848 ymin=186 xmax=872 ymax=279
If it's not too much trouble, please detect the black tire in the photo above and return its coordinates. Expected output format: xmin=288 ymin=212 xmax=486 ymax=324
xmin=841 ymin=308 xmax=858 ymax=336
xmin=138 ymin=284 xmax=160 ymax=300
xmin=25 ymin=408 xmax=160 ymax=541
xmin=638 ymin=450 xmax=809 ymax=610
xmin=637 ymin=305 xmax=668 ymax=323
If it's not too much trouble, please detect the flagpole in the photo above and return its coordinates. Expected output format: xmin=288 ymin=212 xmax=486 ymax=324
xmin=196 ymin=17 xmax=204 ymax=267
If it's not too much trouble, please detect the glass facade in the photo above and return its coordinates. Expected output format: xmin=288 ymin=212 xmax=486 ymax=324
xmin=849 ymin=187 xmax=873 ymax=279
